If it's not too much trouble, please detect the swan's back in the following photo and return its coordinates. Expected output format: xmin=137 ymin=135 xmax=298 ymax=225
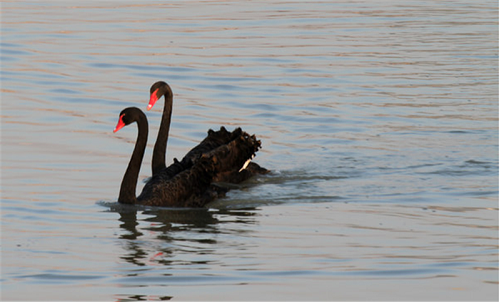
xmin=138 ymin=155 xmax=218 ymax=207
xmin=137 ymin=129 xmax=262 ymax=207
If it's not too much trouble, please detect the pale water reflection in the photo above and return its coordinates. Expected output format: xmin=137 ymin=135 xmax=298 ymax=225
xmin=2 ymin=0 xmax=498 ymax=301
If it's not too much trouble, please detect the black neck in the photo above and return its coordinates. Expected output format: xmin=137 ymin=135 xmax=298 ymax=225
xmin=118 ymin=111 xmax=148 ymax=204
xmin=152 ymin=87 xmax=173 ymax=175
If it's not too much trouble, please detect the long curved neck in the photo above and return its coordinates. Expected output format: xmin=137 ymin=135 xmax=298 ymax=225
xmin=152 ymin=88 xmax=173 ymax=176
xmin=119 ymin=114 xmax=148 ymax=204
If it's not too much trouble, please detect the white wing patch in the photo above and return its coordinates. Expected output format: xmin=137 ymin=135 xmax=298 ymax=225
xmin=239 ymin=155 xmax=255 ymax=172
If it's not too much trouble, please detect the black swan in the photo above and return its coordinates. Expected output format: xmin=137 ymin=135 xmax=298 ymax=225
xmin=147 ymin=81 xmax=269 ymax=182
xmin=113 ymin=107 xmax=261 ymax=207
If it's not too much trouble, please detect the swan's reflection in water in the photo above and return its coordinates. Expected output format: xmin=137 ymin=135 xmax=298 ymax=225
xmin=117 ymin=208 xmax=221 ymax=266
xmin=111 ymin=204 xmax=258 ymax=300
xmin=116 ymin=294 xmax=173 ymax=301
xmin=117 ymin=208 xmax=220 ymax=239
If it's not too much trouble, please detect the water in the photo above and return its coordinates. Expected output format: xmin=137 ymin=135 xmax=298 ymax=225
xmin=1 ymin=1 xmax=498 ymax=300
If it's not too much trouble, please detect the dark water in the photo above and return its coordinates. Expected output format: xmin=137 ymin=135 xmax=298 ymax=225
xmin=2 ymin=1 xmax=498 ymax=300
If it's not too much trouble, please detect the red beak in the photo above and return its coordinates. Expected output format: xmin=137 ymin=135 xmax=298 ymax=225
xmin=147 ymin=88 xmax=159 ymax=111
xmin=113 ymin=114 xmax=126 ymax=133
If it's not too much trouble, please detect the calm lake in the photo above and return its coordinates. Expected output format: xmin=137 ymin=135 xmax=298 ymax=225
xmin=1 ymin=1 xmax=498 ymax=301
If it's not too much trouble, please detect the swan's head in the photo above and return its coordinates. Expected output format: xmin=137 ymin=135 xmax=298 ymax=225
xmin=147 ymin=81 xmax=172 ymax=111
xmin=113 ymin=107 xmax=143 ymax=133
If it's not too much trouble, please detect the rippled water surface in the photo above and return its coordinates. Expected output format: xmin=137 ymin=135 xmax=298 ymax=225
xmin=2 ymin=1 xmax=498 ymax=301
